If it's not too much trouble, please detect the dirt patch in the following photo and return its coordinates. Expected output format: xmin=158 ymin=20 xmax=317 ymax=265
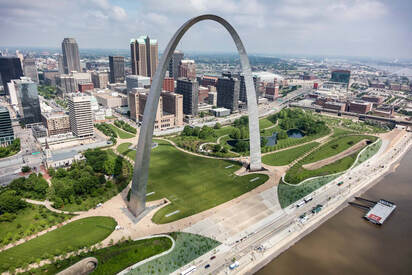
xmin=302 ymin=139 xmax=368 ymax=170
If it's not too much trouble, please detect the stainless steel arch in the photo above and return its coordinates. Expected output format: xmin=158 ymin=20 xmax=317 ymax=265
xmin=129 ymin=14 xmax=262 ymax=217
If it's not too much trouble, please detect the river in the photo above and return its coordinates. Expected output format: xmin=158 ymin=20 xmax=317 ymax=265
xmin=256 ymin=148 xmax=412 ymax=275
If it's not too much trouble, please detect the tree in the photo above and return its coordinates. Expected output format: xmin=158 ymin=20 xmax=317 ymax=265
xmin=277 ymin=130 xmax=288 ymax=140
xmin=21 ymin=166 xmax=31 ymax=173
xmin=0 ymin=190 xmax=27 ymax=214
xmin=192 ymin=127 xmax=201 ymax=137
xmin=230 ymin=128 xmax=241 ymax=140
xmin=213 ymin=144 xmax=222 ymax=152
xmin=181 ymin=126 xmax=193 ymax=136
xmin=214 ymin=123 xmax=221 ymax=129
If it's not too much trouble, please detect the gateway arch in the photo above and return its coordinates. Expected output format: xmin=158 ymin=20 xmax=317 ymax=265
xmin=129 ymin=14 xmax=262 ymax=217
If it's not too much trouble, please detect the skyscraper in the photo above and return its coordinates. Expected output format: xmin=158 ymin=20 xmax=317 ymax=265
xmin=0 ymin=106 xmax=14 ymax=145
xmin=0 ymin=56 xmax=23 ymax=95
xmin=109 ymin=56 xmax=125 ymax=83
xmin=168 ymin=50 xmax=184 ymax=80
xmin=130 ymin=35 xmax=158 ymax=77
xmin=179 ymin=60 xmax=196 ymax=80
xmin=11 ymin=77 xmax=42 ymax=124
xmin=238 ymin=74 xmax=258 ymax=103
xmin=91 ymin=71 xmax=109 ymax=89
xmin=61 ymin=38 xmax=81 ymax=74
xmin=176 ymin=78 xmax=199 ymax=116
xmin=217 ymin=75 xmax=240 ymax=113
xmin=68 ymin=94 xmax=94 ymax=138
xmin=23 ymin=57 xmax=39 ymax=83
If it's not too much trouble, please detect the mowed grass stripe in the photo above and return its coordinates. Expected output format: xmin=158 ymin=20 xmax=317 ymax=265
xmin=262 ymin=142 xmax=319 ymax=166
xmin=301 ymin=135 xmax=377 ymax=165
xmin=0 ymin=217 xmax=116 ymax=270
xmin=107 ymin=124 xmax=135 ymax=139
xmin=117 ymin=140 xmax=269 ymax=224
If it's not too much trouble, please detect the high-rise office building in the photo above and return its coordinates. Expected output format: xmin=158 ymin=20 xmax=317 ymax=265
xmin=56 ymin=74 xmax=77 ymax=93
xmin=0 ymin=106 xmax=14 ymax=145
xmin=217 ymin=75 xmax=240 ymax=113
xmin=0 ymin=56 xmax=23 ymax=95
xmin=91 ymin=71 xmax=109 ymax=89
xmin=176 ymin=78 xmax=199 ymax=116
xmin=237 ymin=74 xmax=259 ymax=103
xmin=10 ymin=77 xmax=42 ymax=124
xmin=109 ymin=56 xmax=125 ymax=84
xmin=128 ymin=88 xmax=147 ymax=122
xmin=168 ymin=50 xmax=184 ymax=80
xmin=41 ymin=112 xmax=70 ymax=136
xmin=23 ymin=57 xmax=39 ymax=83
xmin=331 ymin=70 xmax=351 ymax=84
xmin=161 ymin=91 xmax=183 ymax=126
xmin=62 ymin=38 xmax=81 ymax=73
xmin=130 ymin=35 xmax=158 ymax=77
xmin=126 ymin=75 xmax=150 ymax=92
xmin=179 ymin=60 xmax=196 ymax=80
xmin=57 ymin=54 xmax=64 ymax=74
xmin=163 ymin=77 xmax=174 ymax=92
xmin=68 ymin=94 xmax=94 ymax=138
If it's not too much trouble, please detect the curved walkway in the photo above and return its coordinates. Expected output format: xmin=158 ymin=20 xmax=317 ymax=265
xmin=117 ymin=234 xmax=175 ymax=275
xmin=23 ymin=198 xmax=85 ymax=215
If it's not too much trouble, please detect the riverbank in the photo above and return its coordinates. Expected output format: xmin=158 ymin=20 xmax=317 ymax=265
xmin=240 ymin=130 xmax=412 ymax=275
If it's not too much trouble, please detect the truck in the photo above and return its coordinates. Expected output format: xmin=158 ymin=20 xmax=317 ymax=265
xmin=311 ymin=204 xmax=323 ymax=214
xmin=296 ymin=201 xmax=305 ymax=208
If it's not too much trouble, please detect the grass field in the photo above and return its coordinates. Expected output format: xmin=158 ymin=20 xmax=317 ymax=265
xmin=278 ymin=174 xmax=341 ymax=208
xmin=262 ymin=142 xmax=319 ymax=166
xmin=285 ymin=153 xmax=360 ymax=185
xmin=355 ymin=139 xmax=382 ymax=166
xmin=0 ymin=205 xmax=71 ymax=247
xmin=259 ymin=118 xmax=275 ymax=129
xmin=0 ymin=217 xmax=116 ymax=272
xmin=130 ymin=232 xmax=220 ymax=275
xmin=331 ymin=127 xmax=356 ymax=138
xmin=117 ymin=140 xmax=269 ymax=224
xmin=107 ymin=124 xmax=135 ymax=139
xmin=301 ymin=135 xmax=376 ymax=165
xmin=23 ymin=236 xmax=172 ymax=275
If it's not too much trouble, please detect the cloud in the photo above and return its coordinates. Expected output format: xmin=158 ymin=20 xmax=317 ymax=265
xmin=0 ymin=0 xmax=410 ymax=58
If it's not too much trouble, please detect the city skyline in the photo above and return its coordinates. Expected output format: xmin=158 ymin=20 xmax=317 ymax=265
xmin=0 ymin=0 xmax=411 ymax=59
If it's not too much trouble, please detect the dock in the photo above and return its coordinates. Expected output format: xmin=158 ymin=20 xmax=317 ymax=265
xmin=349 ymin=197 xmax=396 ymax=225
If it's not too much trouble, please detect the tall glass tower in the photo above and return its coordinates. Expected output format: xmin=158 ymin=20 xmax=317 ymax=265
xmin=62 ymin=38 xmax=81 ymax=74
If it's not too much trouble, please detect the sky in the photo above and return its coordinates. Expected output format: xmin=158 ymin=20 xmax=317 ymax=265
xmin=0 ymin=0 xmax=411 ymax=59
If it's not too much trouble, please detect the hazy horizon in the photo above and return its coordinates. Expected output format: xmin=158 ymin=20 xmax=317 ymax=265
xmin=1 ymin=0 xmax=411 ymax=59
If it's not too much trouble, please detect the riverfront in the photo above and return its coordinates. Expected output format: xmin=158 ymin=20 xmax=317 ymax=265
xmin=256 ymin=148 xmax=412 ymax=275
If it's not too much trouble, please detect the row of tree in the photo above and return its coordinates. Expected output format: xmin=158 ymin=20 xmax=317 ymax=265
xmin=114 ymin=120 xmax=137 ymax=134
xmin=0 ymin=138 xmax=20 ymax=158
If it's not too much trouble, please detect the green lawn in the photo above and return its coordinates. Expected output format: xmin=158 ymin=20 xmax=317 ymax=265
xmin=285 ymin=153 xmax=360 ymax=185
xmin=23 ymin=236 xmax=172 ymax=275
xmin=331 ymin=127 xmax=356 ymax=138
xmin=130 ymin=232 xmax=220 ymax=275
xmin=355 ymin=139 xmax=382 ymax=166
xmin=301 ymin=135 xmax=376 ymax=165
xmin=117 ymin=140 xmax=269 ymax=224
xmin=262 ymin=142 xmax=319 ymax=166
xmin=0 ymin=205 xmax=71 ymax=247
xmin=278 ymin=174 xmax=341 ymax=208
xmin=0 ymin=217 xmax=116 ymax=273
xmin=107 ymin=124 xmax=135 ymax=139
xmin=259 ymin=118 xmax=275 ymax=129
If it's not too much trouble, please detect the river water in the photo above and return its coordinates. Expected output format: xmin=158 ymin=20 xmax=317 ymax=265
xmin=256 ymin=149 xmax=412 ymax=275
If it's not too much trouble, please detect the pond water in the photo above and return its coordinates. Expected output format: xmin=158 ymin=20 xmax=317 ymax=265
xmin=227 ymin=129 xmax=305 ymax=148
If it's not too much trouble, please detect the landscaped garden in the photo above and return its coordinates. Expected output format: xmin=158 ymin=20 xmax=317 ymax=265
xmin=49 ymin=149 xmax=132 ymax=211
xmin=284 ymin=135 xmax=377 ymax=185
xmin=22 ymin=235 xmax=172 ymax=275
xmin=0 ymin=216 xmax=116 ymax=273
xmin=262 ymin=142 xmax=319 ymax=166
xmin=0 ymin=138 xmax=20 ymax=159
xmin=114 ymin=120 xmax=137 ymax=134
xmin=0 ymin=204 xmax=71 ymax=248
xmin=129 ymin=232 xmax=220 ymax=275
xmin=107 ymin=124 xmax=135 ymax=139
xmin=95 ymin=123 xmax=117 ymax=144
xmin=117 ymin=140 xmax=269 ymax=224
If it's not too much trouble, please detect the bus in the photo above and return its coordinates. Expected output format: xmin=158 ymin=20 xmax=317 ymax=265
xmin=181 ymin=266 xmax=196 ymax=275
